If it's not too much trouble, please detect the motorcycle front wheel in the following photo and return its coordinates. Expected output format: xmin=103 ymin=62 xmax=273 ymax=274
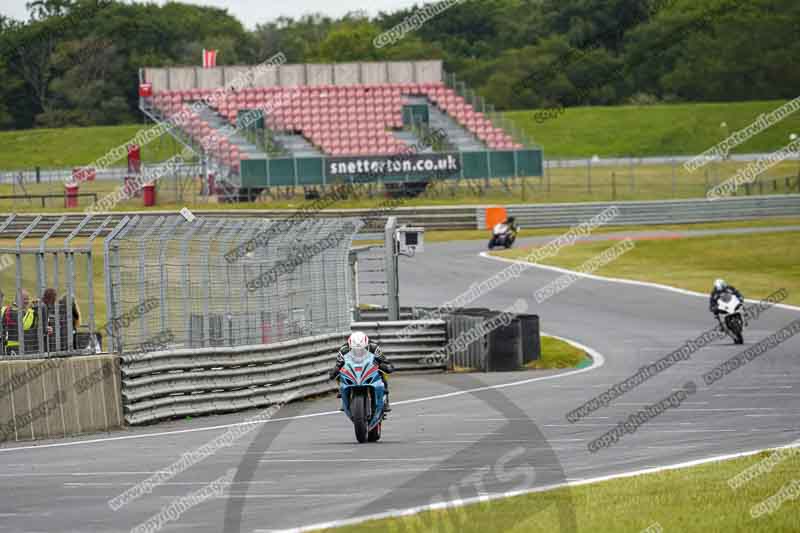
xmin=726 ymin=315 xmax=744 ymax=345
xmin=367 ymin=422 xmax=382 ymax=442
xmin=351 ymin=393 xmax=369 ymax=443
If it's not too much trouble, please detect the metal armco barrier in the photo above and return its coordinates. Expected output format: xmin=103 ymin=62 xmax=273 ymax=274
xmin=121 ymin=332 xmax=348 ymax=425
xmin=121 ymin=319 xmax=448 ymax=425
xmin=484 ymin=195 xmax=800 ymax=228
xmin=351 ymin=320 xmax=448 ymax=371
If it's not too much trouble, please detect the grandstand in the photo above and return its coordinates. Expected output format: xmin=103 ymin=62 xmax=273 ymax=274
xmin=139 ymin=60 xmax=541 ymax=200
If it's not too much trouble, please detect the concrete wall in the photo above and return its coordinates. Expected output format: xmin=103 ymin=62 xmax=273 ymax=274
xmin=144 ymin=68 xmax=168 ymax=92
xmin=170 ymin=67 xmax=196 ymax=91
xmin=197 ymin=68 xmax=223 ymax=90
xmin=388 ymin=61 xmax=414 ymax=83
xmin=0 ymin=355 xmax=123 ymax=444
xmin=143 ymin=61 xmax=444 ymax=92
xmin=306 ymin=64 xmax=333 ymax=86
xmin=333 ymin=63 xmax=361 ymax=85
xmin=415 ymin=60 xmax=443 ymax=83
xmin=223 ymin=67 xmax=248 ymax=89
xmin=280 ymin=64 xmax=306 ymax=87
xmin=253 ymin=65 xmax=279 ymax=88
xmin=362 ymin=62 xmax=388 ymax=84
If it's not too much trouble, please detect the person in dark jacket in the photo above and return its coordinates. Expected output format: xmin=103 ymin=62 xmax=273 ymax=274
xmin=40 ymin=289 xmax=81 ymax=352
xmin=328 ymin=331 xmax=394 ymax=412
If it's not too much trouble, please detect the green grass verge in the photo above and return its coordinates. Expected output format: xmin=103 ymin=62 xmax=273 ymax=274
xmin=495 ymin=231 xmax=800 ymax=306
xmin=508 ymin=99 xmax=800 ymax=158
xmin=526 ymin=335 xmax=587 ymax=369
xmin=317 ymin=448 xmax=800 ymax=532
xmin=454 ymin=335 xmax=587 ymax=372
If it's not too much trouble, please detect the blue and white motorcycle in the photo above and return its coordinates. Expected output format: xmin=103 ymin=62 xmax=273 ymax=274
xmin=335 ymin=350 xmax=386 ymax=443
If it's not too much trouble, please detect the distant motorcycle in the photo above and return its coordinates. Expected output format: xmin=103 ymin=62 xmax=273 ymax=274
xmin=488 ymin=222 xmax=517 ymax=249
xmin=336 ymin=350 xmax=387 ymax=443
xmin=716 ymin=292 xmax=745 ymax=345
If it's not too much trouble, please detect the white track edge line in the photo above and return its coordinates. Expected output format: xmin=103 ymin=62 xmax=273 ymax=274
xmin=0 ymin=334 xmax=603 ymax=453
xmin=479 ymin=251 xmax=800 ymax=313
xmin=271 ymin=440 xmax=800 ymax=533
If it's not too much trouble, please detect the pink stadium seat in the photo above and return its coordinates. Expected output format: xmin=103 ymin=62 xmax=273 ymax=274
xmin=190 ymin=78 xmax=518 ymax=157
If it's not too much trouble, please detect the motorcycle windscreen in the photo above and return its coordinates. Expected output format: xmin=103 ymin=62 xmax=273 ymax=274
xmin=347 ymin=348 xmax=370 ymax=366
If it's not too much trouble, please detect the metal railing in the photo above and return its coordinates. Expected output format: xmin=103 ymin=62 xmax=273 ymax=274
xmin=351 ymin=320 xmax=447 ymax=371
xmin=489 ymin=195 xmax=800 ymax=228
xmin=120 ymin=332 xmax=348 ymax=425
xmin=443 ymin=71 xmax=538 ymax=149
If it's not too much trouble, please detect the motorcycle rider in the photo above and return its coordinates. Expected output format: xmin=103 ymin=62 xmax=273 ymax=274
xmin=328 ymin=331 xmax=394 ymax=412
xmin=709 ymin=278 xmax=745 ymax=323
xmin=503 ymin=216 xmax=519 ymax=235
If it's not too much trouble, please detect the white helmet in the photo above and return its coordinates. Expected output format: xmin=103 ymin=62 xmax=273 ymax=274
xmin=714 ymin=279 xmax=727 ymax=291
xmin=348 ymin=331 xmax=369 ymax=358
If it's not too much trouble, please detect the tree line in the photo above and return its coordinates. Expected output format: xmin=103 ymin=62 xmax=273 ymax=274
xmin=0 ymin=0 xmax=797 ymax=131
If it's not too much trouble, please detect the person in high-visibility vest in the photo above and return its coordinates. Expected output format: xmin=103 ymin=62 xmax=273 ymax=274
xmin=1 ymin=289 xmax=36 ymax=355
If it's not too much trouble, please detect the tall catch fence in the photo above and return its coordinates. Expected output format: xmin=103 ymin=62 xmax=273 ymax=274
xmin=104 ymin=215 xmax=362 ymax=354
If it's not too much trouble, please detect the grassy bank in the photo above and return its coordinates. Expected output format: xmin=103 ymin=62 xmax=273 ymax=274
xmin=508 ymin=99 xmax=800 ymax=158
xmin=0 ymin=124 xmax=186 ymax=170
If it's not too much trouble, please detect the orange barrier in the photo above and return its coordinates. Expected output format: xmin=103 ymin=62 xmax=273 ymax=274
xmin=485 ymin=206 xmax=507 ymax=229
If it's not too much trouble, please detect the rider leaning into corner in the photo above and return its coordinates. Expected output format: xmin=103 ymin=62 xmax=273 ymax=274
xmin=503 ymin=216 xmax=520 ymax=234
xmin=709 ymin=278 xmax=745 ymax=324
xmin=329 ymin=331 xmax=395 ymax=412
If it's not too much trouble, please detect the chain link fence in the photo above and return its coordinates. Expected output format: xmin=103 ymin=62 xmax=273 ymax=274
xmin=104 ymin=215 xmax=362 ymax=353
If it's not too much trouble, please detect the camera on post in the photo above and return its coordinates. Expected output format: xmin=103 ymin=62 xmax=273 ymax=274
xmin=395 ymin=226 xmax=424 ymax=255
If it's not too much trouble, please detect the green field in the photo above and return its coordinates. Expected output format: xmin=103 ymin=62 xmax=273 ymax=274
xmin=495 ymin=231 xmax=800 ymax=306
xmin=0 ymin=124 xmax=187 ymax=170
xmin=510 ymin=99 xmax=800 ymax=158
xmin=318 ymin=447 xmax=800 ymax=532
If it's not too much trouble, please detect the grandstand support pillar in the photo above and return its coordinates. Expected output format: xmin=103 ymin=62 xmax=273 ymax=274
xmin=384 ymin=217 xmax=399 ymax=321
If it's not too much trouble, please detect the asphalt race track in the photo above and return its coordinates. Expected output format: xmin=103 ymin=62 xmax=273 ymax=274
xmin=1 ymin=229 xmax=799 ymax=533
